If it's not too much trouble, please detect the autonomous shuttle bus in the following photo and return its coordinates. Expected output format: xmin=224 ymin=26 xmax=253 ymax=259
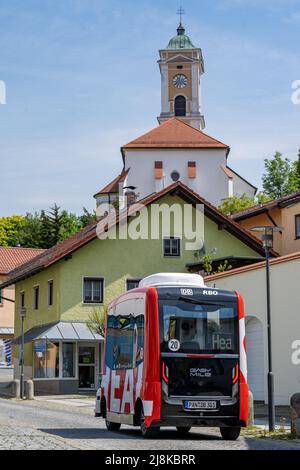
xmin=100 ymin=273 xmax=248 ymax=439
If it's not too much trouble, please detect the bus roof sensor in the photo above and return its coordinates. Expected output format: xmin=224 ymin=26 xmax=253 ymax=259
xmin=139 ymin=273 xmax=205 ymax=288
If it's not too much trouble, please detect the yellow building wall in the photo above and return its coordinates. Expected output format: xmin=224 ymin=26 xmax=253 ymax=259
xmin=237 ymin=203 xmax=300 ymax=256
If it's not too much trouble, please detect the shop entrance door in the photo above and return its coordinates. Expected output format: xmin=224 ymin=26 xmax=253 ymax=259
xmin=78 ymin=344 xmax=96 ymax=389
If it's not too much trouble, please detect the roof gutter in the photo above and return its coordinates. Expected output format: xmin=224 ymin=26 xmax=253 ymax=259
xmin=0 ymin=266 xmax=45 ymax=289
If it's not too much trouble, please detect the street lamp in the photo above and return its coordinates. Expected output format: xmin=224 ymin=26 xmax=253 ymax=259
xmin=19 ymin=306 xmax=27 ymax=400
xmin=251 ymin=225 xmax=283 ymax=432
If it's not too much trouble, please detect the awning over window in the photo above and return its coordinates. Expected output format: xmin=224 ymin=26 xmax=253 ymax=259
xmin=13 ymin=321 xmax=103 ymax=345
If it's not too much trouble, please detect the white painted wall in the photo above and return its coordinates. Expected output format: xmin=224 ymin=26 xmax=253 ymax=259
xmin=207 ymin=257 xmax=300 ymax=405
xmin=232 ymin=172 xmax=256 ymax=199
xmin=124 ymin=148 xmax=229 ymax=207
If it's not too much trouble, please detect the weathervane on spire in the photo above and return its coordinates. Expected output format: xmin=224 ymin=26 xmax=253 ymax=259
xmin=177 ymin=6 xmax=185 ymax=24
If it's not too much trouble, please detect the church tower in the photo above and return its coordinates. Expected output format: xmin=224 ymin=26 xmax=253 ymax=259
xmin=157 ymin=21 xmax=205 ymax=130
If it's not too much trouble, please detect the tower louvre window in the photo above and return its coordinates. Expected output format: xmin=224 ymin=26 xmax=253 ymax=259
xmin=154 ymin=161 xmax=163 ymax=179
xmin=174 ymin=95 xmax=186 ymax=116
xmin=177 ymin=65 xmax=183 ymax=69
xmin=188 ymin=161 xmax=196 ymax=178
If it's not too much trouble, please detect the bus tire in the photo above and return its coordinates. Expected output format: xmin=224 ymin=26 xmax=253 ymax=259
xmin=220 ymin=427 xmax=241 ymax=440
xmin=176 ymin=426 xmax=191 ymax=435
xmin=106 ymin=419 xmax=121 ymax=432
xmin=140 ymin=409 xmax=159 ymax=438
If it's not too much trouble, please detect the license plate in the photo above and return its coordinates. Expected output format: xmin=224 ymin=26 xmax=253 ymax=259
xmin=184 ymin=400 xmax=217 ymax=410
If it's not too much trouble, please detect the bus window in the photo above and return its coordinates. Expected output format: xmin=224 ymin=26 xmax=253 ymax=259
xmin=133 ymin=315 xmax=144 ymax=367
xmin=106 ymin=314 xmax=134 ymax=370
xmin=159 ymin=299 xmax=238 ymax=354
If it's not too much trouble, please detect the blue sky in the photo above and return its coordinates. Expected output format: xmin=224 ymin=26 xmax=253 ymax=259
xmin=1 ymin=0 xmax=300 ymax=215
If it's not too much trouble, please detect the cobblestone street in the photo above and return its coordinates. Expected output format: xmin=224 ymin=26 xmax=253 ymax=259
xmin=0 ymin=424 xmax=77 ymax=450
xmin=0 ymin=397 xmax=300 ymax=450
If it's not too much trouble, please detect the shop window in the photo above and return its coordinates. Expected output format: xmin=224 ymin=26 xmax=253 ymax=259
xmin=79 ymin=346 xmax=95 ymax=365
xmin=62 ymin=343 xmax=75 ymax=378
xmin=34 ymin=341 xmax=59 ymax=378
xmin=83 ymin=277 xmax=104 ymax=304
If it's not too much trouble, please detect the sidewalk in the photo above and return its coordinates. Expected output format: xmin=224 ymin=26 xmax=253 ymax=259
xmin=34 ymin=393 xmax=95 ymax=408
xmin=254 ymin=403 xmax=290 ymax=429
xmin=0 ymin=367 xmax=13 ymax=383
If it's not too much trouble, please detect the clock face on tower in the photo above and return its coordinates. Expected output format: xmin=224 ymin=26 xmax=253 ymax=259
xmin=173 ymin=74 xmax=188 ymax=89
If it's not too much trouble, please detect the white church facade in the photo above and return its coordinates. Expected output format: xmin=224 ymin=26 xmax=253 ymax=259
xmin=94 ymin=22 xmax=256 ymax=208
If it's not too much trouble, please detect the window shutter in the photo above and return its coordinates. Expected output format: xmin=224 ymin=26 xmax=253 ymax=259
xmin=154 ymin=161 xmax=163 ymax=179
xmin=188 ymin=161 xmax=196 ymax=178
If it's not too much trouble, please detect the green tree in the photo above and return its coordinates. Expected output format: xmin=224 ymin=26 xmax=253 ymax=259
xmin=78 ymin=207 xmax=96 ymax=227
xmin=8 ymin=205 xmax=96 ymax=249
xmin=256 ymin=192 xmax=272 ymax=204
xmin=41 ymin=204 xmax=82 ymax=247
xmin=289 ymin=149 xmax=300 ymax=193
xmin=262 ymin=152 xmax=300 ymax=199
xmin=0 ymin=215 xmax=25 ymax=246
xmin=11 ymin=212 xmax=44 ymax=248
xmin=218 ymin=194 xmax=256 ymax=216
xmin=87 ymin=307 xmax=106 ymax=337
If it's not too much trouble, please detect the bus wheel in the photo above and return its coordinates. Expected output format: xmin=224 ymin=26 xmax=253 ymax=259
xmin=176 ymin=426 xmax=191 ymax=435
xmin=220 ymin=427 xmax=241 ymax=440
xmin=105 ymin=419 xmax=121 ymax=432
xmin=140 ymin=409 xmax=159 ymax=438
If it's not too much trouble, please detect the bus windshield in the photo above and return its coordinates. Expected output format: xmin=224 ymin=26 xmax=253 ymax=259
xmin=159 ymin=298 xmax=238 ymax=354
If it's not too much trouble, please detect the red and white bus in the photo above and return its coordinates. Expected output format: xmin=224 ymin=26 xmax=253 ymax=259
xmin=100 ymin=273 xmax=248 ymax=439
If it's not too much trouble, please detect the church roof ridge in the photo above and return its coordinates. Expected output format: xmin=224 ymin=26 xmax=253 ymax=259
xmin=122 ymin=117 xmax=229 ymax=153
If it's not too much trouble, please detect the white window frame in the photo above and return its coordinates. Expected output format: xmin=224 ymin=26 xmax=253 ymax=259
xmin=82 ymin=276 xmax=104 ymax=305
xmin=163 ymin=236 xmax=181 ymax=257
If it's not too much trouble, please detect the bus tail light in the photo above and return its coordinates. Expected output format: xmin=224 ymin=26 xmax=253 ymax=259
xmin=162 ymin=361 xmax=169 ymax=384
xmin=232 ymin=364 xmax=239 ymax=384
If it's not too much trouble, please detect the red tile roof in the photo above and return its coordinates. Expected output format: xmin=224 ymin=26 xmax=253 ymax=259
xmin=221 ymin=166 xmax=234 ymax=179
xmin=94 ymin=168 xmax=130 ymax=197
xmin=231 ymin=190 xmax=300 ymax=221
xmin=205 ymin=250 xmax=300 ymax=281
xmin=122 ymin=118 xmax=230 ymax=151
xmin=1 ymin=181 xmax=277 ymax=288
xmin=0 ymin=247 xmax=45 ymax=275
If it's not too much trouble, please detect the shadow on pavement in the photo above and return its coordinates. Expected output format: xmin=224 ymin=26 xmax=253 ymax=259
xmin=39 ymin=427 xmax=222 ymax=441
